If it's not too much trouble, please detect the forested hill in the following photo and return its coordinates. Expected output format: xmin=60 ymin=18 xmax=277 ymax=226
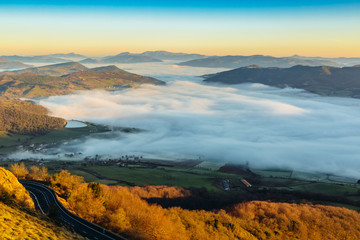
xmin=179 ymin=55 xmax=340 ymax=68
xmin=0 ymin=97 xmax=65 ymax=135
xmin=204 ymin=65 xmax=360 ymax=98
xmin=0 ymin=58 xmax=32 ymax=70
xmin=0 ymin=62 xmax=88 ymax=76
xmin=0 ymin=65 xmax=165 ymax=98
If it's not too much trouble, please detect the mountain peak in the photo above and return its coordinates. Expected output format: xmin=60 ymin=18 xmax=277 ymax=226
xmin=91 ymin=65 xmax=127 ymax=73
xmin=244 ymin=64 xmax=262 ymax=68
xmin=5 ymin=61 xmax=88 ymax=76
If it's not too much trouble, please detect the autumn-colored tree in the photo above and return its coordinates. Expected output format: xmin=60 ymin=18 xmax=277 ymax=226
xmin=10 ymin=162 xmax=29 ymax=179
xmin=29 ymin=166 xmax=40 ymax=180
xmin=43 ymin=170 xmax=360 ymax=240
xmin=51 ymin=170 xmax=84 ymax=198
xmin=28 ymin=166 xmax=50 ymax=181
xmin=39 ymin=166 xmax=50 ymax=181
xmin=129 ymin=185 xmax=191 ymax=199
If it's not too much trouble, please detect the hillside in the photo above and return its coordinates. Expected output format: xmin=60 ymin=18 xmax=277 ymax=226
xmin=0 ymin=167 xmax=34 ymax=208
xmin=103 ymin=52 xmax=162 ymax=63
xmin=0 ymin=202 xmax=86 ymax=240
xmin=0 ymin=65 xmax=165 ymax=98
xmin=1 ymin=62 xmax=88 ymax=76
xmin=79 ymin=58 xmax=104 ymax=64
xmin=204 ymin=65 xmax=360 ymax=98
xmin=90 ymin=65 xmax=129 ymax=73
xmin=179 ymin=55 xmax=340 ymax=68
xmin=0 ymin=167 xmax=85 ymax=240
xmin=45 ymin=169 xmax=360 ymax=240
xmin=0 ymin=97 xmax=65 ymax=135
xmin=0 ymin=58 xmax=32 ymax=70
xmin=63 ymin=70 xmax=165 ymax=87
xmin=290 ymin=55 xmax=360 ymax=66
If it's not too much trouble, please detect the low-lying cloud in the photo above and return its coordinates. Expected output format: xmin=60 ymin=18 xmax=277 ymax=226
xmin=7 ymin=62 xmax=360 ymax=178
xmin=17 ymin=79 xmax=360 ymax=178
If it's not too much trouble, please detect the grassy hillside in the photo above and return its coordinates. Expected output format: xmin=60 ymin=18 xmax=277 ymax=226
xmin=0 ymin=65 xmax=164 ymax=98
xmin=0 ymin=202 xmax=88 ymax=240
xmin=0 ymin=167 xmax=86 ymax=240
xmin=0 ymin=167 xmax=34 ymax=209
xmin=204 ymin=65 xmax=360 ymax=98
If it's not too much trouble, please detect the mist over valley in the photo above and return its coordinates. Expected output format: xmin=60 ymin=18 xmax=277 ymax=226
xmin=6 ymin=62 xmax=360 ymax=179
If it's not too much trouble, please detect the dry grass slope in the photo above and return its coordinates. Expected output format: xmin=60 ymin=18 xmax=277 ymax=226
xmin=0 ymin=167 xmax=34 ymax=209
xmin=0 ymin=201 xmax=86 ymax=240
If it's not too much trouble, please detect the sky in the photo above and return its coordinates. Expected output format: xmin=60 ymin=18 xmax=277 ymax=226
xmin=0 ymin=1 xmax=360 ymax=57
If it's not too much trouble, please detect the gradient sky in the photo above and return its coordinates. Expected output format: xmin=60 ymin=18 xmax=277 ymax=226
xmin=1 ymin=1 xmax=360 ymax=57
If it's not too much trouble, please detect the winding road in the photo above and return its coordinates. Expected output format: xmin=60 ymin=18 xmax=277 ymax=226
xmin=20 ymin=180 xmax=127 ymax=240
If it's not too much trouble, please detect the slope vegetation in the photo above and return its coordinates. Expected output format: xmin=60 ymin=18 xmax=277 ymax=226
xmin=0 ymin=167 xmax=34 ymax=209
xmin=44 ymin=169 xmax=360 ymax=240
xmin=179 ymin=55 xmax=339 ymax=68
xmin=1 ymin=62 xmax=88 ymax=76
xmin=0 ymin=97 xmax=65 ymax=135
xmin=204 ymin=65 xmax=360 ymax=98
xmin=0 ymin=58 xmax=32 ymax=70
xmin=0 ymin=65 xmax=164 ymax=98
xmin=0 ymin=167 xmax=85 ymax=240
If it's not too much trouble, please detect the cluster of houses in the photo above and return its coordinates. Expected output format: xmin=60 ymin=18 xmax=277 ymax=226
xmin=18 ymin=143 xmax=48 ymax=153
xmin=222 ymin=178 xmax=252 ymax=191
xmin=82 ymin=155 xmax=146 ymax=167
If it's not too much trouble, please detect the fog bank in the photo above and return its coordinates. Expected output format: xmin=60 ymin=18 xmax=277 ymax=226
xmin=21 ymin=80 xmax=360 ymax=178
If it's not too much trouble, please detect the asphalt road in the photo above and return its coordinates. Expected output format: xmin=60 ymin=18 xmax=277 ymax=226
xmin=20 ymin=180 xmax=127 ymax=240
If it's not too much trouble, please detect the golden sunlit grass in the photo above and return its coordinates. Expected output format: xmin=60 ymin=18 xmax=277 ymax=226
xmin=0 ymin=201 xmax=86 ymax=240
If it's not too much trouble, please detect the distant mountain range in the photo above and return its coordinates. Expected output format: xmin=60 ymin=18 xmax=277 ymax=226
xmin=179 ymin=55 xmax=345 ymax=68
xmin=0 ymin=55 xmax=72 ymax=64
xmin=102 ymin=52 xmax=162 ymax=63
xmin=0 ymin=62 xmax=88 ymax=76
xmin=140 ymin=51 xmax=206 ymax=61
xmin=289 ymin=55 xmax=360 ymax=66
xmin=45 ymin=53 xmax=87 ymax=59
xmin=204 ymin=65 xmax=360 ymax=98
xmin=0 ymin=63 xmax=164 ymax=98
xmin=2 ymin=52 xmax=360 ymax=67
xmin=79 ymin=58 xmax=104 ymax=64
xmin=0 ymin=58 xmax=32 ymax=70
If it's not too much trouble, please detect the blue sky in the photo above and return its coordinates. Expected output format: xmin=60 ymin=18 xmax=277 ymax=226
xmin=1 ymin=0 xmax=360 ymax=8
xmin=0 ymin=0 xmax=359 ymax=57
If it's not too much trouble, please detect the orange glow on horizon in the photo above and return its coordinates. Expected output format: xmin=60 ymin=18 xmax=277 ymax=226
xmin=1 ymin=43 xmax=360 ymax=58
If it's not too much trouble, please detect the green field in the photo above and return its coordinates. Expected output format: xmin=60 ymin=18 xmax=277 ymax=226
xmin=0 ymin=123 xmax=108 ymax=155
xmin=2 ymin=156 xmax=360 ymax=211
xmin=78 ymin=165 xmax=240 ymax=191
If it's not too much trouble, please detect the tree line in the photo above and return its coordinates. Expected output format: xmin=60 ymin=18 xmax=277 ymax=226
xmin=0 ymin=97 xmax=65 ymax=135
xmin=9 ymin=163 xmax=360 ymax=240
